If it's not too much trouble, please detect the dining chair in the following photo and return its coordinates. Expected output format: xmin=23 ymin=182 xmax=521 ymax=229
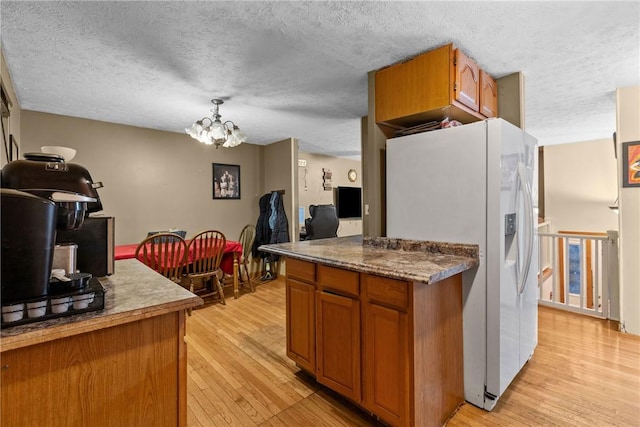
xmin=186 ymin=230 xmax=227 ymax=304
xmin=135 ymin=233 xmax=189 ymax=283
xmin=238 ymin=224 xmax=256 ymax=292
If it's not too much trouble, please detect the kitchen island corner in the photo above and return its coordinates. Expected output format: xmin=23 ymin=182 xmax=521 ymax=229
xmin=260 ymin=235 xmax=478 ymax=427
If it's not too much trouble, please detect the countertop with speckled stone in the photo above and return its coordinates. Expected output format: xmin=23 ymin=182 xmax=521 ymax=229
xmin=259 ymin=235 xmax=479 ymax=284
xmin=1 ymin=259 xmax=202 ymax=352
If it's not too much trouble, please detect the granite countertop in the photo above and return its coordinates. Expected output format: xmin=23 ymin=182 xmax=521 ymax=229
xmin=259 ymin=235 xmax=479 ymax=284
xmin=1 ymin=259 xmax=202 ymax=352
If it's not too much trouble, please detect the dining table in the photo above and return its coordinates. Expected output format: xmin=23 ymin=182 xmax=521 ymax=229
xmin=115 ymin=239 xmax=245 ymax=299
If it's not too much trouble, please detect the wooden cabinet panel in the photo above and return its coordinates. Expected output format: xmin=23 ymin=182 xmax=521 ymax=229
xmin=364 ymin=274 xmax=409 ymax=310
xmin=286 ymin=278 xmax=316 ymax=372
xmin=374 ymin=43 xmax=496 ymax=135
xmin=315 ymin=291 xmax=361 ymax=402
xmin=454 ymin=48 xmax=480 ymax=112
xmin=375 ymin=44 xmax=452 ymax=124
xmin=412 ymin=275 xmax=464 ymax=427
xmin=1 ymin=312 xmax=184 ymax=427
xmin=287 ymin=257 xmax=316 ymax=282
xmin=480 ymin=70 xmax=498 ymax=118
xmin=363 ymin=301 xmax=410 ymax=426
xmin=318 ymin=264 xmax=359 ymax=297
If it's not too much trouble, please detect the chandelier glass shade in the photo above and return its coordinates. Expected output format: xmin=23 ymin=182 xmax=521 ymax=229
xmin=185 ymin=99 xmax=247 ymax=148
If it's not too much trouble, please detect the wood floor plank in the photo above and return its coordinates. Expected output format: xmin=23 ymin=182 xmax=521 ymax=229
xmin=186 ymin=277 xmax=640 ymax=426
xmin=189 ymin=327 xmax=284 ymax=421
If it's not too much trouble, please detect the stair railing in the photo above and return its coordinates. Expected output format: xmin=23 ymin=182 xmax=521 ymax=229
xmin=537 ymin=230 xmax=619 ymax=319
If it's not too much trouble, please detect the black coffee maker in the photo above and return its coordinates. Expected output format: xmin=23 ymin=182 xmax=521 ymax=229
xmin=1 ymin=153 xmax=104 ymax=303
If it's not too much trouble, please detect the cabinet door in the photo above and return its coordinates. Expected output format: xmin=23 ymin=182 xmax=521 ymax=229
xmin=375 ymin=43 xmax=452 ymax=124
xmin=316 ymin=291 xmax=361 ymax=402
xmin=363 ymin=302 xmax=410 ymax=426
xmin=286 ymin=278 xmax=316 ymax=373
xmin=454 ymin=49 xmax=480 ymax=112
xmin=480 ymin=70 xmax=498 ymax=118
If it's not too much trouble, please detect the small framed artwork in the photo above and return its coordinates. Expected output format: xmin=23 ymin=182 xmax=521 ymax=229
xmin=9 ymin=134 xmax=18 ymax=162
xmin=212 ymin=163 xmax=241 ymax=199
xmin=622 ymin=141 xmax=640 ymax=188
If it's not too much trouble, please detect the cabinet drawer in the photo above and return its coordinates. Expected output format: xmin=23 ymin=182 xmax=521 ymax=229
xmin=318 ymin=265 xmax=359 ymax=297
xmin=364 ymin=275 xmax=409 ymax=310
xmin=286 ymin=258 xmax=316 ymax=283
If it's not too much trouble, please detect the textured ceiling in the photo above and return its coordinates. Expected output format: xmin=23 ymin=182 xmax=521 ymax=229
xmin=1 ymin=1 xmax=639 ymax=159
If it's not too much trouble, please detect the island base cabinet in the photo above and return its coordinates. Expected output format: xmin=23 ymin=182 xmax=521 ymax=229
xmin=363 ymin=302 xmax=410 ymax=426
xmin=283 ymin=256 xmax=465 ymax=427
xmin=286 ymin=278 xmax=316 ymax=372
xmin=1 ymin=311 xmax=187 ymax=427
xmin=315 ymin=291 xmax=361 ymax=403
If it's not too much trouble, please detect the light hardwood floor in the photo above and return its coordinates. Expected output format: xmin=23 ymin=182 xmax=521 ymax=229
xmin=185 ymin=277 xmax=640 ymax=426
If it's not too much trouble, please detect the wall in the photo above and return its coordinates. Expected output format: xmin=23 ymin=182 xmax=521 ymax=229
xmin=616 ymin=86 xmax=640 ymax=335
xmin=544 ymin=138 xmax=619 ymax=233
xmin=1 ymin=47 xmax=21 ymax=168
xmin=363 ymin=71 xmax=388 ymax=237
xmin=20 ymin=111 xmax=264 ymax=245
xmin=496 ymin=72 xmax=525 ymax=130
xmin=297 ymin=151 xmax=362 ymax=237
xmin=263 ymin=138 xmax=296 ymax=242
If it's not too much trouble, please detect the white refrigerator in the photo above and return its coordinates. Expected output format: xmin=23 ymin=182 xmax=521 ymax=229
xmin=386 ymin=118 xmax=538 ymax=410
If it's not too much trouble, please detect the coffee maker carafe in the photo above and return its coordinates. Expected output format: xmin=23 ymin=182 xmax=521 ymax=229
xmin=1 ymin=153 xmax=103 ymax=303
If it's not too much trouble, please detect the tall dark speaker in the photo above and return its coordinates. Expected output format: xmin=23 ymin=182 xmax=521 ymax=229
xmin=56 ymin=216 xmax=115 ymax=277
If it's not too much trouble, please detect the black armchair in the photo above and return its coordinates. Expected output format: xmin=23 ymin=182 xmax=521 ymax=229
xmin=304 ymin=204 xmax=339 ymax=240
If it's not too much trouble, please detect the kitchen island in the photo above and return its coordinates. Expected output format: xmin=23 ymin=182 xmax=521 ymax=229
xmin=260 ymin=235 xmax=479 ymax=427
xmin=0 ymin=259 xmax=202 ymax=427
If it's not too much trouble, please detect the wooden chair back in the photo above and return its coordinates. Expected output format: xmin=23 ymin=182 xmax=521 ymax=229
xmin=188 ymin=230 xmax=227 ymax=276
xmin=135 ymin=233 xmax=188 ymax=282
xmin=239 ymin=224 xmax=256 ymax=264
xmin=238 ymin=224 xmax=256 ymax=291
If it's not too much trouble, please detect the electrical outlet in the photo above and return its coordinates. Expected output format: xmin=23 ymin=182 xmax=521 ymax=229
xmin=364 ymin=204 xmax=369 ymax=215
xmin=298 ymin=159 xmax=307 ymax=167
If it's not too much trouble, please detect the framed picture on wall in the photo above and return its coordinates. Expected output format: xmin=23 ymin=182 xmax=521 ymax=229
xmin=622 ymin=141 xmax=640 ymax=188
xmin=212 ymin=163 xmax=241 ymax=199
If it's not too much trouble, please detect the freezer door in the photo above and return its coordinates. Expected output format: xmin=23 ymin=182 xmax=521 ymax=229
xmin=519 ymin=133 xmax=539 ymax=367
xmin=484 ymin=119 xmax=538 ymax=409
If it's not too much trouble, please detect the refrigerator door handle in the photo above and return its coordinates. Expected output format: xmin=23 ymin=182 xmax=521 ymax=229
xmin=517 ymin=162 xmax=534 ymax=295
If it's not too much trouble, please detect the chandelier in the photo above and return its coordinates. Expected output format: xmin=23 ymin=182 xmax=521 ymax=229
xmin=185 ymin=99 xmax=247 ymax=148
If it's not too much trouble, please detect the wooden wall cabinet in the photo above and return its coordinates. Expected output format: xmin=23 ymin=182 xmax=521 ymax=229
xmin=284 ymin=257 xmax=464 ymax=427
xmin=375 ymin=43 xmax=498 ymax=136
xmin=454 ymin=48 xmax=480 ymax=112
xmin=480 ymin=70 xmax=498 ymax=118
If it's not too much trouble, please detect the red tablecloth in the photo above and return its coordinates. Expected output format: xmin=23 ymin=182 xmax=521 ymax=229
xmin=115 ymin=240 xmax=243 ymax=275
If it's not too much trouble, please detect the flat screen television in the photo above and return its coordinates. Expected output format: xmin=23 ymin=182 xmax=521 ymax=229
xmin=335 ymin=186 xmax=362 ymax=219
